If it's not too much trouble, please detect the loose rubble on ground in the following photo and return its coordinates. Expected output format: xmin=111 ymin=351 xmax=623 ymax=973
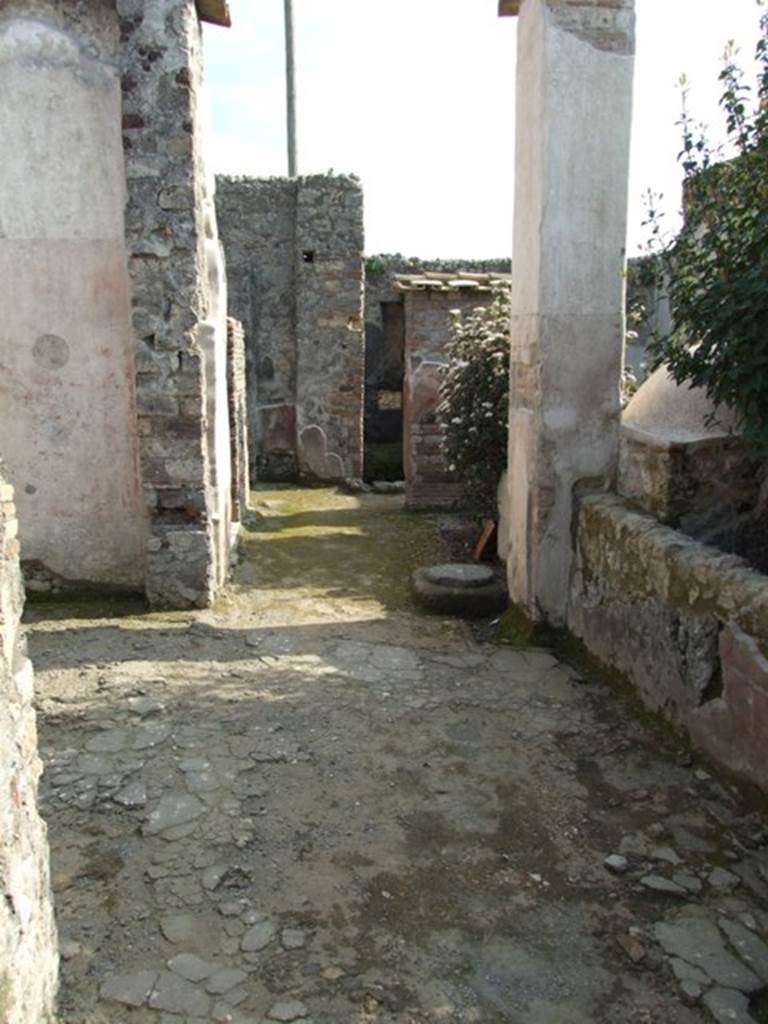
xmin=29 ymin=489 xmax=768 ymax=1023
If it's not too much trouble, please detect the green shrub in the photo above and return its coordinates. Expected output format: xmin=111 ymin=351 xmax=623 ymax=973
xmin=645 ymin=11 xmax=768 ymax=440
xmin=437 ymin=290 xmax=511 ymax=513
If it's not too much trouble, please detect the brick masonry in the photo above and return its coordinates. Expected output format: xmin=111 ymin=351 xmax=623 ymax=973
xmin=216 ymin=174 xmax=365 ymax=483
xmin=0 ymin=471 xmax=58 ymax=1023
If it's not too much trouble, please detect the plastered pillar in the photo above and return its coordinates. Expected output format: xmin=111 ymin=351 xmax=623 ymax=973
xmin=500 ymin=0 xmax=635 ymax=623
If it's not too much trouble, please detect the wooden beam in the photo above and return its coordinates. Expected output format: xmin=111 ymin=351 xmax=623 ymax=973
xmin=196 ymin=0 xmax=231 ymax=27
xmin=498 ymin=0 xmax=521 ymax=15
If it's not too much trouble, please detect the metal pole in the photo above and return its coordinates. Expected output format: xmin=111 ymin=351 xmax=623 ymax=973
xmin=284 ymin=0 xmax=297 ymax=177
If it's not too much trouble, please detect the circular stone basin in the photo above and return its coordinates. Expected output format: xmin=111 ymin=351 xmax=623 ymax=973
xmin=412 ymin=564 xmax=507 ymax=618
xmin=424 ymin=563 xmax=495 ymax=589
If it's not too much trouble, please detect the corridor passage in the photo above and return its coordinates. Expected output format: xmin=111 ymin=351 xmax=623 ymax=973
xmin=31 ymin=489 xmax=768 ymax=1024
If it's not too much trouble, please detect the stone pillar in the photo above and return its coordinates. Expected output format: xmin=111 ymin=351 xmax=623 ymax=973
xmin=0 ymin=471 xmax=58 ymax=1023
xmin=117 ymin=0 xmax=226 ymax=608
xmin=295 ymin=176 xmax=365 ymax=482
xmin=500 ymin=0 xmax=635 ymax=623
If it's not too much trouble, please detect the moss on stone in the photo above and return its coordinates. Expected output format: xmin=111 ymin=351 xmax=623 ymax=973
xmin=496 ymin=603 xmax=536 ymax=647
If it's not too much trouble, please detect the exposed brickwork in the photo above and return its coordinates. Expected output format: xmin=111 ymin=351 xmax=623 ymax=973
xmin=117 ymin=0 xmax=223 ymax=608
xmin=0 ymin=472 xmax=58 ymax=1023
xmin=216 ymin=174 xmax=364 ymax=482
xmin=226 ymin=317 xmax=250 ymax=521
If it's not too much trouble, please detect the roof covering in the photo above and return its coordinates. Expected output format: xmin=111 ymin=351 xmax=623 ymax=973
xmin=196 ymin=0 xmax=231 ymax=27
xmin=498 ymin=0 xmax=521 ymax=14
xmin=394 ymin=271 xmax=512 ymax=293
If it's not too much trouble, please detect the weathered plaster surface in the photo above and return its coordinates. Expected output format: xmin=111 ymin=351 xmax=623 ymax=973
xmin=505 ymin=0 xmax=635 ymax=624
xmin=0 ymin=473 xmax=58 ymax=1023
xmin=569 ymin=494 xmax=768 ymax=792
xmin=0 ymin=2 xmax=146 ymax=587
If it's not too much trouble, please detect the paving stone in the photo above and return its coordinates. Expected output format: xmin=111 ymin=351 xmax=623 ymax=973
xmin=149 ymin=971 xmax=211 ymax=1017
xmin=145 ymin=793 xmax=205 ymax=835
xmin=710 ymin=867 xmax=741 ymax=893
xmin=219 ymin=900 xmax=248 ymax=917
xmin=86 ymin=729 xmax=128 ymax=753
xmin=655 ymin=918 xmax=762 ymax=992
xmin=202 ymin=864 xmax=229 ymax=891
xmin=125 ymin=695 xmax=164 ymax=717
xmin=223 ymin=987 xmax=249 ymax=1006
xmin=673 ymin=873 xmax=703 ymax=895
xmin=160 ymin=913 xmax=202 ymax=945
xmin=640 ymin=875 xmax=687 ymax=897
xmin=205 ymin=968 xmax=248 ymax=994
xmin=76 ymin=754 xmax=113 ymax=775
xmin=267 ymin=1000 xmax=309 ymax=1021
xmin=718 ymin=917 xmax=768 ymax=983
xmin=186 ymin=770 xmax=220 ymax=793
xmin=651 ymin=845 xmax=682 ymax=865
xmin=112 ymin=781 xmax=147 ymax=809
xmin=241 ymin=919 xmax=277 ymax=952
xmin=282 ymin=928 xmax=307 ymax=950
xmin=100 ymin=970 xmax=158 ymax=1007
xmin=168 ymin=953 xmax=214 ymax=983
xmin=701 ymin=986 xmax=757 ymax=1023
xmin=134 ymin=723 xmax=173 ymax=750
xmin=242 ymin=909 xmax=266 ymax=925
xmin=670 ymin=957 xmax=709 ymax=1004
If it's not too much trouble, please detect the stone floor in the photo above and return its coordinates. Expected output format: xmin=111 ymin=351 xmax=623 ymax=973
xmin=29 ymin=488 xmax=768 ymax=1024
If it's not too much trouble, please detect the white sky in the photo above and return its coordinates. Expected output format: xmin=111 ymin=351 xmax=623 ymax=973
xmin=202 ymin=0 xmax=764 ymax=259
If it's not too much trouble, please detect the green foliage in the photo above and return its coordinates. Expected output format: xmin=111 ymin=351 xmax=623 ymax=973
xmin=645 ymin=10 xmax=768 ymax=440
xmin=437 ymin=290 xmax=511 ymax=512
xmin=365 ymin=255 xmax=385 ymax=274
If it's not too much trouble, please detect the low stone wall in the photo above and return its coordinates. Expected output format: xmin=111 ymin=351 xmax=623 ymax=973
xmin=569 ymin=494 xmax=768 ymax=791
xmin=0 ymin=474 xmax=58 ymax=1022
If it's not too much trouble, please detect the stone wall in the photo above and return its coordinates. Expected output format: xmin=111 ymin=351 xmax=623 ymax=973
xmin=118 ymin=0 xmax=231 ymax=608
xmin=0 ymin=0 xmax=146 ymax=588
xmin=0 ymin=472 xmax=58 ymax=1024
xmin=569 ymin=494 xmax=768 ymax=792
xmin=216 ymin=174 xmax=365 ymax=482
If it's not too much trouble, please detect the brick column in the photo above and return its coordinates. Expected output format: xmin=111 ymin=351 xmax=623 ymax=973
xmin=500 ymin=0 xmax=636 ymax=623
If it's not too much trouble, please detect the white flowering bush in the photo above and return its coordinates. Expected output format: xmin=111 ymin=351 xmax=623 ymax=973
xmin=437 ymin=290 xmax=511 ymax=512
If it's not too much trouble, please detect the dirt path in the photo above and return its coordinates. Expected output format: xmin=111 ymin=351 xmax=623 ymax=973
xmin=30 ymin=489 xmax=768 ymax=1024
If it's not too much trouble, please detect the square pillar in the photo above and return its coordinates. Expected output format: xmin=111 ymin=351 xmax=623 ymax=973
xmin=501 ymin=0 xmax=635 ymax=623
